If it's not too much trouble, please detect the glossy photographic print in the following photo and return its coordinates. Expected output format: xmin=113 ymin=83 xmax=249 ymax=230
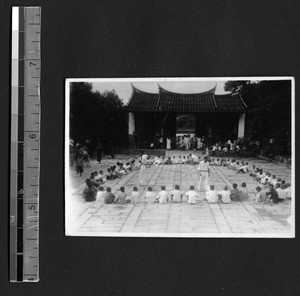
xmin=65 ymin=77 xmax=294 ymax=238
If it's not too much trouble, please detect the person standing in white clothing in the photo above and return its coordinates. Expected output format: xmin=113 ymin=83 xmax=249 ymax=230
xmin=166 ymin=137 xmax=171 ymax=150
xmin=198 ymin=156 xmax=210 ymax=191
xmin=139 ymin=151 xmax=148 ymax=186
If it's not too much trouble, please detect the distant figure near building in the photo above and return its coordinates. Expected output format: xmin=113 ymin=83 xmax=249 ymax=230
xmin=166 ymin=137 xmax=171 ymax=150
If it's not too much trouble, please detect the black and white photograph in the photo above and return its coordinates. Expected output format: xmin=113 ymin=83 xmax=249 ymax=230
xmin=65 ymin=77 xmax=294 ymax=237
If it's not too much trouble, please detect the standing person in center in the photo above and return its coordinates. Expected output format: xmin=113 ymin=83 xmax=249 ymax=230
xmin=197 ymin=156 xmax=210 ymax=191
xmin=139 ymin=151 xmax=148 ymax=186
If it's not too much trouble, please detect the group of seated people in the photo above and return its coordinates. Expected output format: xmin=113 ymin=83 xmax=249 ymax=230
xmin=218 ymin=158 xmax=292 ymax=204
xmin=83 ymin=179 xmax=253 ymax=205
xmin=84 ymin=155 xmax=291 ymax=205
xmin=104 ymin=160 xmax=141 ymax=181
xmin=153 ymin=154 xmax=200 ymax=165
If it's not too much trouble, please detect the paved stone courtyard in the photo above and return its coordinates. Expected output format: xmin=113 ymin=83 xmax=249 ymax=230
xmin=65 ymin=152 xmax=293 ymax=237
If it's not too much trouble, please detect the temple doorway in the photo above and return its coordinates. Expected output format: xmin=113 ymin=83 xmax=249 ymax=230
xmin=176 ymin=114 xmax=195 ymax=136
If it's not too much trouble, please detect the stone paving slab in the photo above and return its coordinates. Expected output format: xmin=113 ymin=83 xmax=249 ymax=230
xmin=66 ymin=152 xmax=294 ymax=237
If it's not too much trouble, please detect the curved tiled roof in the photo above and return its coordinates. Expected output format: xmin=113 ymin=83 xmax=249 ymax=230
xmin=127 ymin=84 xmax=247 ymax=113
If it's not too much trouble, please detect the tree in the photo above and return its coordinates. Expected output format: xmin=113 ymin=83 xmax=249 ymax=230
xmin=70 ymin=82 xmax=128 ymax=152
xmin=224 ymin=80 xmax=291 ymax=155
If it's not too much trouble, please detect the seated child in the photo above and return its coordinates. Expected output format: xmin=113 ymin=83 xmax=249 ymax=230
xmin=114 ymin=187 xmax=130 ymax=204
xmin=177 ymin=156 xmax=183 ymax=164
xmin=90 ymin=173 xmax=100 ymax=188
xmin=261 ymin=178 xmax=269 ymax=186
xmin=106 ymin=168 xmax=114 ymax=180
xmin=131 ymin=159 xmax=140 ymax=170
xmin=186 ymin=185 xmax=200 ymax=204
xmin=230 ymin=183 xmax=240 ymax=202
xmin=165 ymin=156 xmax=173 ymax=165
xmin=117 ymin=163 xmax=127 ymax=175
xmin=170 ymin=185 xmax=184 ymax=203
xmin=218 ymin=186 xmax=231 ymax=203
xmin=189 ymin=154 xmax=199 ymax=164
xmin=254 ymin=186 xmax=267 ymax=203
xmin=233 ymin=161 xmax=240 ymax=170
xmin=131 ymin=186 xmax=141 ymax=204
xmin=256 ymin=170 xmax=264 ymax=182
xmin=210 ymin=158 xmax=216 ymax=166
xmin=182 ymin=156 xmax=188 ymax=164
xmin=205 ymin=185 xmax=219 ymax=203
xmin=177 ymin=155 xmax=183 ymax=164
xmin=239 ymin=182 xmax=249 ymax=201
xmin=154 ymin=155 xmax=162 ymax=166
xmin=237 ymin=162 xmax=248 ymax=173
xmin=249 ymin=165 xmax=256 ymax=177
xmin=260 ymin=172 xmax=269 ymax=184
xmin=144 ymin=187 xmax=157 ymax=203
xmin=285 ymin=183 xmax=291 ymax=199
xmin=112 ymin=166 xmax=122 ymax=178
xmin=172 ymin=156 xmax=178 ymax=164
xmin=95 ymin=170 xmax=105 ymax=182
xmin=266 ymin=184 xmax=281 ymax=204
xmin=270 ymin=175 xmax=277 ymax=185
xmin=275 ymin=183 xmax=286 ymax=201
xmin=96 ymin=186 xmax=105 ymax=201
xmin=82 ymin=179 xmax=97 ymax=202
xmin=185 ymin=156 xmax=191 ymax=164
xmin=104 ymin=187 xmax=115 ymax=204
xmin=124 ymin=162 xmax=133 ymax=171
xmin=157 ymin=186 xmax=169 ymax=204
xmin=228 ymin=159 xmax=236 ymax=169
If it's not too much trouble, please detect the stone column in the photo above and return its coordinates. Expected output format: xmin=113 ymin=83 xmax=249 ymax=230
xmin=128 ymin=112 xmax=136 ymax=148
xmin=238 ymin=113 xmax=245 ymax=138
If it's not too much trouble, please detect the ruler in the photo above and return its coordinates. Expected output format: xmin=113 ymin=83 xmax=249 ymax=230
xmin=10 ymin=6 xmax=41 ymax=282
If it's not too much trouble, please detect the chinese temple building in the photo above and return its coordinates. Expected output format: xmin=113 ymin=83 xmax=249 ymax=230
xmin=126 ymin=84 xmax=248 ymax=148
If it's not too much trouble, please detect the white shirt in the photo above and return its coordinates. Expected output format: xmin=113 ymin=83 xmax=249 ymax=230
xmin=240 ymin=165 xmax=248 ymax=173
xmin=131 ymin=191 xmax=141 ymax=202
xmin=96 ymin=191 xmax=105 ymax=201
xmin=141 ymin=154 xmax=148 ymax=164
xmin=218 ymin=190 xmax=231 ymax=203
xmin=170 ymin=190 xmax=184 ymax=203
xmin=206 ymin=190 xmax=219 ymax=203
xmin=145 ymin=191 xmax=157 ymax=203
xmin=157 ymin=190 xmax=168 ymax=204
xmin=198 ymin=160 xmax=210 ymax=171
xmin=276 ymin=188 xmax=286 ymax=200
xmin=285 ymin=187 xmax=291 ymax=198
xmin=186 ymin=190 xmax=200 ymax=204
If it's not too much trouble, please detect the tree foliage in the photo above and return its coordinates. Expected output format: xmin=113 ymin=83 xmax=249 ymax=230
xmin=70 ymin=82 xmax=128 ymax=151
xmin=225 ymin=80 xmax=291 ymax=155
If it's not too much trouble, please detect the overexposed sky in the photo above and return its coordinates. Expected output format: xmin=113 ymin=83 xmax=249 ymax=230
xmin=92 ymin=80 xmax=229 ymax=103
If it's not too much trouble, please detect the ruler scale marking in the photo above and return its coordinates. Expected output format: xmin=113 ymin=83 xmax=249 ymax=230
xmin=10 ymin=6 xmax=41 ymax=283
